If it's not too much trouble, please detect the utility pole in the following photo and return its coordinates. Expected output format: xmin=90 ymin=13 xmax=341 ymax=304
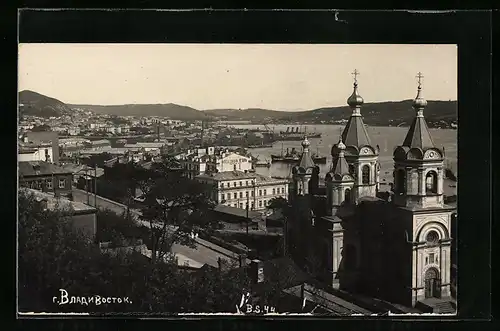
xmin=94 ymin=165 xmax=97 ymax=207
xmin=246 ymin=194 xmax=249 ymax=235
xmin=85 ymin=168 xmax=90 ymax=205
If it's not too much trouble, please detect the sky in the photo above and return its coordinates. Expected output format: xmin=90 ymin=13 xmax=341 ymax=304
xmin=18 ymin=44 xmax=457 ymax=112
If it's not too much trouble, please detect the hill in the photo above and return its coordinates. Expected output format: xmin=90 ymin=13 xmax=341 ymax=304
xmin=204 ymin=100 xmax=457 ymax=127
xmin=70 ymin=103 xmax=211 ymax=121
xmin=18 ymin=90 xmax=457 ymax=127
xmin=278 ymin=100 xmax=457 ymax=127
xmin=19 ymin=90 xmax=73 ymax=117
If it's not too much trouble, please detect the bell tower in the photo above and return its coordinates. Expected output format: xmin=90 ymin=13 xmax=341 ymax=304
xmin=326 ymin=133 xmax=355 ymax=214
xmin=332 ymin=70 xmax=379 ymax=203
xmin=393 ymin=73 xmax=455 ymax=307
xmin=291 ymin=137 xmax=318 ymax=197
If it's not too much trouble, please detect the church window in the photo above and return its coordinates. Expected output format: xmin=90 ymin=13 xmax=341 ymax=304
xmin=362 ymin=165 xmax=370 ymax=184
xmin=348 ymin=164 xmax=355 ymax=177
xmin=426 ymin=171 xmax=438 ymax=194
xmin=344 ymin=188 xmax=351 ymax=204
xmin=426 ymin=230 xmax=439 ymax=246
xmin=429 ymin=253 xmax=435 ymax=264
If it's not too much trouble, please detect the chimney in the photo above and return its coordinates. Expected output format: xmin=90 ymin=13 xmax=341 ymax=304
xmin=249 ymin=259 xmax=264 ymax=284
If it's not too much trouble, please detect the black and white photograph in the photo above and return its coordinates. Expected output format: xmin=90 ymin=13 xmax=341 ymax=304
xmin=17 ymin=41 xmax=460 ymax=316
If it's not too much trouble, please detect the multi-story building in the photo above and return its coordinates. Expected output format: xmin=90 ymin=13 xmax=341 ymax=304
xmin=18 ymin=142 xmax=54 ymax=163
xmin=18 ymin=161 xmax=74 ymax=199
xmin=196 ymin=171 xmax=289 ymax=211
xmin=179 ymin=147 xmax=253 ymax=180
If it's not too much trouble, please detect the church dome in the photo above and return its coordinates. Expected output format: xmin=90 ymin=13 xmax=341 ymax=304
xmin=412 ymin=85 xmax=428 ymax=108
xmin=347 ymin=83 xmax=364 ymax=107
xmin=301 ymin=136 xmax=311 ymax=148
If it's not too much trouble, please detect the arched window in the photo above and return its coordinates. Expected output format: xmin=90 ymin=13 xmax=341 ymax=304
xmin=426 ymin=230 xmax=440 ymax=246
xmin=395 ymin=169 xmax=406 ymax=194
xmin=362 ymin=165 xmax=370 ymax=184
xmin=426 ymin=171 xmax=438 ymax=194
xmin=348 ymin=164 xmax=355 ymax=177
xmin=344 ymin=188 xmax=351 ymax=204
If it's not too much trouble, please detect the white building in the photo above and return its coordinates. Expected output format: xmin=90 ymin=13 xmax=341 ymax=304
xmin=18 ymin=142 xmax=54 ymax=163
xmin=196 ymin=171 xmax=289 ymax=211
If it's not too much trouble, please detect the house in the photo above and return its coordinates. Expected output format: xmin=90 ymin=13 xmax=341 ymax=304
xmin=18 ymin=161 xmax=73 ymax=199
xmin=18 ymin=141 xmax=54 ymax=163
xmin=22 ymin=188 xmax=97 ymax=240
xmin=26 ymin=131 xmax=60 ymax=163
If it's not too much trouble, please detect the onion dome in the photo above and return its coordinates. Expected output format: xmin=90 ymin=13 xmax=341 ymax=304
xmin=347 ymin=82 xmax=364 ymax=108
xmin=412 ymin=84 xmax=428 ymax=109
xmin=301 ymin=136 xmax=311 ymax=149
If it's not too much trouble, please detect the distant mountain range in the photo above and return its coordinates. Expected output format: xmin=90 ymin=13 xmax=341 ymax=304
xmin=18 ymin=90 xmax=457 ymax=127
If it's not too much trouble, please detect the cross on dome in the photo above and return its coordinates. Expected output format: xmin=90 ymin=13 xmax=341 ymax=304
xmin=352 ymin=69 xmax=360 ymax=86
xmin=416 ymin=72 xmax=424 ymax=89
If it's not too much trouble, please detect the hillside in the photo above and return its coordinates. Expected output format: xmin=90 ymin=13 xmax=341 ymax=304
xmin=71 ymin=103 xmax=211 ymax=121
xmin=204 ymin=100 xmax=457 ymax=127
xmin=280 ymin=100 xmax=458 ymax=127
xmin=18 ymin=90 xmax=457 ymax=127
xmin=19 ymin=90 xmax=73 ymax=117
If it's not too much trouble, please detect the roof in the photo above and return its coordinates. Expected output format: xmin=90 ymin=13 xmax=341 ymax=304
xmin=341 ymin=115 xmax=372 ymax=148
xmin=213 ymin=204 xmax=262 ymax=220
xmin=197 ymin=170 xmax=256 ymax=181
xmin=19 ymin=161 xmax=71 ymax=177
xmin=241 ymin=257 xmax=310 ymax=292
xmin=21 ymin=188 xmax=96 ymax=213
xmin=124 ymin=142 xmax=165 ymax=148
xmin=401 ymin=115 xmax=436 ymax=150
xmin=59 ymin=163 xmax=105 ymax=178
xmin=328 ymin=152 xmax=351 ymax=178
xmin=297 ymin=143 xmax=316 ymax=170
xmin=91 ymin=139 xmax=111 ymax=145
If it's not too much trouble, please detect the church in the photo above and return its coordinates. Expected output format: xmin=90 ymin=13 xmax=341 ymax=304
xmin=285 ymin=72 xmax=456 ymax=308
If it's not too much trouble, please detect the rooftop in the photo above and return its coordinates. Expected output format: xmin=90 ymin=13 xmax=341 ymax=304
xmin=21 ymin=188 xmax=97 ymax=213
xmin=213 ymin=204 xmax=262 ymax=220
xmin=19 ymin=161 xmax=71 ymax=177
xmin=197 ymin=170 xmax=256 ymax=181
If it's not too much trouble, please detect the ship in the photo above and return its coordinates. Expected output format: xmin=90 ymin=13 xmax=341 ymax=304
xmin=311 ymin=140 xmax=326 ymax=164
xmin=278 ymin=126 xmax=322 ymax=141
xmin=312 ymin=154 xmax=327 ymax=164
xmin=271 ymin=146 xmax=300 ymax=163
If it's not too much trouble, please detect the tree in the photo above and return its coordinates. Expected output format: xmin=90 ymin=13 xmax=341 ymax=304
xmin=18 ymin=190 xmax=253 ymax=314
xmin=136 ymin=157 xmax=217 ymax=264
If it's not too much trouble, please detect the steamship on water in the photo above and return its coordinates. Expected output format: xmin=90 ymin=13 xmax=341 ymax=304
xmin=278 ymin=126 xmax=322 ymax=141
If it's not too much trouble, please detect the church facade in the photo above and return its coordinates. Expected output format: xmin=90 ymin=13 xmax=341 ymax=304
xmin=285 ymin=72 xmax=456 ymax=308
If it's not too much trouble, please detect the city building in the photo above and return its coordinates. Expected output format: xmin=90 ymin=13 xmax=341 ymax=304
xmin=18 ymin=141 xmax=54 ymax=163
xmin=18 ymin=161 xmax=74 ymax=199
xmin=285 ymin=74 xmax=456 ymax=313
xmin=26 ymin=131 xmax=59 ymax=163
xmin=196 ymin=171 xmax=289 ymax=211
